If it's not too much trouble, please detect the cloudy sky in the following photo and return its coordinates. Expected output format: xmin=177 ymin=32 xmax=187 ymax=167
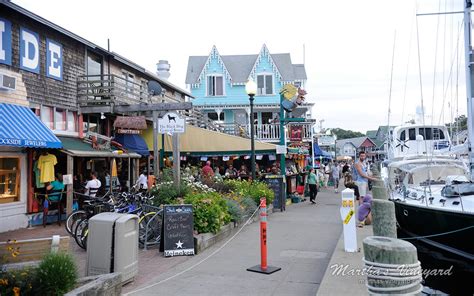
xmin=14 ymin=0 xmax=469 ymax=133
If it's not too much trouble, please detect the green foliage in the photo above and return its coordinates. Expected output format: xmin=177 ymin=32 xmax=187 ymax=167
xmin=161 ymin=168 xmax=174 ymax=182
xmin=228 ymin=180 xmax=274 ymax=206
xmin=240 ymin=197 xmax=258 ymax=219
xmin=36 ymin=252 xmax=78 ymax=296
xmin=184 ymin=192 xmax=231 ymax=234
xmin=331 ymin=128 xmax=365 ymax=140
xmin=446 ymin=115 xmax=467 ymax=135
xmin=150 ymin=182 xmax=191 ymax=206
xmin=0 ymin=267 xmax=37 ymax=296
xmin=225 ymin=199 xmax=243 ymax=223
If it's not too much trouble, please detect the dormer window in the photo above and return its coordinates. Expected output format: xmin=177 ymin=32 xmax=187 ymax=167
xmin=207 ymin=75 xmax=224 ymax=96
xmin=257 ymin=74 xmax=273 ymax=95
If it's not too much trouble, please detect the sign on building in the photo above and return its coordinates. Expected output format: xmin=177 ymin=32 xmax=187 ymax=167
xmin=318 ymin=135 xmax=336 ymax=146
xmin=158 ymin=112 xmax=185 ymax=134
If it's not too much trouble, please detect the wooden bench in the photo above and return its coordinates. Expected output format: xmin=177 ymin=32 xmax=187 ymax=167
xmin=0 ymin=235 xmax=70 ymax=271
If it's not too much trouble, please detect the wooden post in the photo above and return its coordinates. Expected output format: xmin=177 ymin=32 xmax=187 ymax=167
xmin=172 ymin=133 xmax=180 ymax=187
xmin=153 ymin=111 xmax=159 ymax=179
xmin=66 ymin=155 xmax=74 ymax=215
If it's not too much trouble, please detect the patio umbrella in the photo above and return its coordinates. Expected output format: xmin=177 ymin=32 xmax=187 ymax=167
xmin=111 ymin=158 xmax=118 ymax=177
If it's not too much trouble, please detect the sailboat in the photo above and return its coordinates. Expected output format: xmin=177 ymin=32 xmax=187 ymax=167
xmin=382 ymin=1 xmax=474 ymax=293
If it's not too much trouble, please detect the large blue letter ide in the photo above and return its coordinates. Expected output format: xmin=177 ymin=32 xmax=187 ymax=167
xmin=20 ymin=27 xmax=40 ymax=74
xmin=0 ymin=18 xmax=12 ymax=65
xmin=46 ymin=39 xmax=62 ymax=80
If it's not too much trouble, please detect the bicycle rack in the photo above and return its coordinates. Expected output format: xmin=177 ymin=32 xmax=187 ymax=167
xmin=142 ymin=204 xmax=163 ymax=251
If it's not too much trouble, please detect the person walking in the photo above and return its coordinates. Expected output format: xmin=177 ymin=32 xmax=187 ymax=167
xmin=307 ymin=168 xmax=318 ymax=204
xmin=353 ymin=151 xmax=377 ymax=197
xmin=331 ymin=163 xmax=340 ymax=193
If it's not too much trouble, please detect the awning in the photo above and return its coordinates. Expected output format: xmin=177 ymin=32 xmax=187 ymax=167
xmin=142 ymin=124 xmax=277 ymax=156
xmin=0 ymin=103 xmax=62 ymax=148
xmin=314 ymin=143 xmax=332 ymax=159
xmin=59 ymin=137 xmax=141 ymax=158
xmin=114 ymin=134 xmax=150 ymax=157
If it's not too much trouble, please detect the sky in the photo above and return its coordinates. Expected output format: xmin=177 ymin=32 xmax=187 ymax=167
xmin=13 ymin=0 xmax=469 ymax=133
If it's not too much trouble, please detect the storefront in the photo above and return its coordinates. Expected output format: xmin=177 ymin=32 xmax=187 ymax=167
xmin=0 ymin=103 xmax=62 ymax=232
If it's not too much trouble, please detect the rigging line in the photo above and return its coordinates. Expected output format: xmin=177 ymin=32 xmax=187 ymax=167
xmin=455 ymin=20 xmax=461 ymax=143
xmin=438 ymin=21 xmax=464 ymax=124
xmin=441 ymin=0 xmax=447 ymax=124
xmin=430 ymin=0 xmax=443 ymax=126
xmin=402 ymin=4 xmax=417 ymax=124
xmin=416 ymin=4 xmax=426 ymax=126
xmin=387 ymin=30 xmax=396 ymax=144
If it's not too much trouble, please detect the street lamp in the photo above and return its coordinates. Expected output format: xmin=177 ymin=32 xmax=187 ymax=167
xmin=246 ymin=79 xmax=257 ymax=181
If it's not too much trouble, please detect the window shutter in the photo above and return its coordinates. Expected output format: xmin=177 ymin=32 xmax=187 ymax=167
xmin=265 ymin=75 xmax=273 ymax=94
xmin=257 ymin=75 xmax=264 ymax=95
xmin=216 ymin=76 xmax=223 ymax=96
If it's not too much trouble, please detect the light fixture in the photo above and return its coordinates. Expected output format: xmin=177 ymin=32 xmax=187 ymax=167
xmin=245 ymin=80 xmax=257 ymax=96
xmin=100 ymin=112 xmax=106 ymax=120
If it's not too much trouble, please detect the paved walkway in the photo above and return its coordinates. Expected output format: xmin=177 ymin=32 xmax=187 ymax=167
xmin=125 ymin=188 xmax=343 ymax=296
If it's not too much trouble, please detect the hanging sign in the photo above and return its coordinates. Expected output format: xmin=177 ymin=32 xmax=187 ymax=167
xmin=276 ymin=145 xmax=287 ymax=155
xmin=158 ymin=112 xmax=185 ymax=134
xmin=289 ymin=125 xmax=303 ymax=141
xmin=318 ymin=135 xmax=336 ymax=146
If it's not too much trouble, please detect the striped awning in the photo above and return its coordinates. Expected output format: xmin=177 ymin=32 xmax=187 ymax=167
xmin=0 ymin=103 xmax=62 ymax=148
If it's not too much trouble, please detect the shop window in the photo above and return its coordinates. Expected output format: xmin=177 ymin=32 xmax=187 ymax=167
xmin=67 ymin=111 xmax=76 ymax=132
xmin=0 ymin=158 xmax=20 ymax=204
xmin=55 ymin=108 xmax=66 ymax=131
xmin=41 ymin=106 xmax=53 ymax=129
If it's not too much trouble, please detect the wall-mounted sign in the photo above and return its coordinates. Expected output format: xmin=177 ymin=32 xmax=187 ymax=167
xmin=276 ymin=145 xmax=286 ymax=155
xmin=0 ymin=18 xmax=63 ymax=80
xmin=158 ymin=112 xmax=185 ymax=134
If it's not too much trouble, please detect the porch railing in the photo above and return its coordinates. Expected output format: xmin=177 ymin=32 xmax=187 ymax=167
xmin=77 ymin=74 xmax=151 ymax=106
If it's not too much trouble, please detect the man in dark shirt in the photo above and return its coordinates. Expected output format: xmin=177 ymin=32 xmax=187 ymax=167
xmin=342 ymin=162 xmax=350 ymax=174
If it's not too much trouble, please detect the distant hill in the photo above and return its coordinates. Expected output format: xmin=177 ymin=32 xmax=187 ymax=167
xmin=331 ymin=128 xmax=365 ymax=140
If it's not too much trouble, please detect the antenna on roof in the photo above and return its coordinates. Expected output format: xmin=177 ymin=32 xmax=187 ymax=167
xmin=303 ymin=44 xmax=305 ymax=66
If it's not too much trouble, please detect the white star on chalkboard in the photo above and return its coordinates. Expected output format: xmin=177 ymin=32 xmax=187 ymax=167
xmin=176 ymin=240 xmax=184 ymax=249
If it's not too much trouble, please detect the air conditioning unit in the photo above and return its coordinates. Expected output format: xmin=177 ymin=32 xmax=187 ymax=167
xmin=0 ymin=74 xmax=16 ymax=91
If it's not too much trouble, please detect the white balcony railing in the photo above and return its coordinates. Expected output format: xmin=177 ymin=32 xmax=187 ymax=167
xmin=219 ymin=122 xmax=313 ymax=142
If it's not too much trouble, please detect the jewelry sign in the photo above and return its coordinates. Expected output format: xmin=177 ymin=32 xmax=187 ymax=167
xmin=161 ymin=205 xmax=195 ymax=257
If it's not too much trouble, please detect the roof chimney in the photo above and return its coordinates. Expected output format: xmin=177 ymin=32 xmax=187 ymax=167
xmin=156 ymin=60 xmax=171 ymax=80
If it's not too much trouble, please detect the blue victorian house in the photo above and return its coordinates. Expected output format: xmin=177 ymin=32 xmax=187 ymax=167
xmin=185 ymin=45 xmax=314 ymax=143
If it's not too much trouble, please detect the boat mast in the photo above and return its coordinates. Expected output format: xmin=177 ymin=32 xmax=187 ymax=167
xmin=463 ymin=0 xmax=474 ymax=180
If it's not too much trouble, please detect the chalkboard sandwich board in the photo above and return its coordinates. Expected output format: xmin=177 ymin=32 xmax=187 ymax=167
xmin=263 ymin=175 xmax=285 ymax=211
xmin=162 ymin=204 xmax=195 ymax=257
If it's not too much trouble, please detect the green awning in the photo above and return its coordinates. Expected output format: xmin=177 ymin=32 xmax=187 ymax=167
xmin=59 ymin=136 xmax=141 ymax=158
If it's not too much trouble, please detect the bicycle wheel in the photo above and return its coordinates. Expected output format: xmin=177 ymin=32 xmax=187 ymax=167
xmin=65 ymin=210 xmax=86 ymax=235
xmin=138 ymin=211 xmax=162 ymax=248
xmin=74 ymin=218 xmax=88 ymax=250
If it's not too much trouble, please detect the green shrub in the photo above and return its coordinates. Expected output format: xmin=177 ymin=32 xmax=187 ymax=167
xmin=36 ymin=252 xmax=78 ymax=295
xmin=184 ymin=192 xmax=231 ymax=234
xmin=240 ymin=197 xmax=258 ymax=219
xmin=150 ymin=182 xmax=191 ymax=206
xmin=225 ymin=199 xmax=243 ymax=223
xmin=0 ymin=267 xmax=37 ymax=296
xmin=227 ymin=180 xmax=274 ymax=206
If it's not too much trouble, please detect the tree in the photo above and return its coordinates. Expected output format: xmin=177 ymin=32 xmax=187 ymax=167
xmin=446 ymin=115 xmax=467 ymax=136
xmin=331 ymin=128 xmax=365 ymax=140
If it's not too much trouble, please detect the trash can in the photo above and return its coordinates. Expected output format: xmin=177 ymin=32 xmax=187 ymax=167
xmin=87 ymin=212 xmax=139 ymax=284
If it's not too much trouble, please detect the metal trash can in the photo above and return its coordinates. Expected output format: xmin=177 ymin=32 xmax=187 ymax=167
xmin=87 ymin=212 xmax=139 ymax=284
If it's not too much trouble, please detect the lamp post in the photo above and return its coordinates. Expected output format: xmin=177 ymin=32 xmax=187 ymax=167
xmin=246 ymin=80 xmax=257 ymax=181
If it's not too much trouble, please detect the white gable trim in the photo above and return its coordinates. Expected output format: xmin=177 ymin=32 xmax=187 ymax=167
xmin=197 ymin=46 xmax=232 ymax=85
xmin=248 ymin=44 xmax=282 ymax=82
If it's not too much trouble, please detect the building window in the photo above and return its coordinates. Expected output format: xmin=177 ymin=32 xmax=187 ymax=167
xmin=55 ymin=108 xmax=66 ymax=131
xmin=40 ymin=106 xmax=53 ymax=129
xmin=294 ymin=81 xmax=302 ymax=88
xmin=0 ymin=158 xmax=20 ymax=204
xmin=122 ymin=72 xmax=135 ymax=95
xmin=67 ymin=111 xmax=76 ymax=132
xmin=257 ymin=74 xmax=273 ymax=95
xmin=207 ymin=75 xmax=224 ymax=96
xmin=140 ymin=80 xmax=148 ymax=101
xmin=208 ymin=112 xmax=224 ymax=121
xmin=262 ymin=112 xmax=273 ymax=124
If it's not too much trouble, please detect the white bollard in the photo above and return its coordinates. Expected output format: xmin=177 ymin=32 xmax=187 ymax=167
xmin=340 ymin=188 xmax=357 ymax=252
